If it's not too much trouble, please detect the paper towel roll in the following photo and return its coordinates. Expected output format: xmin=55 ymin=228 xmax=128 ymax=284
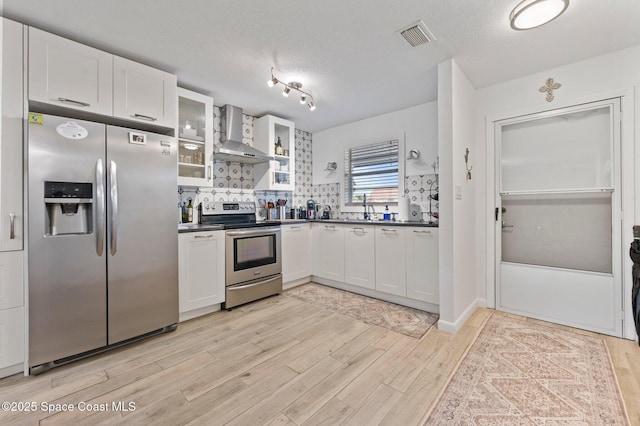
xmin=398 ymin=197 xmax=410 ymax=222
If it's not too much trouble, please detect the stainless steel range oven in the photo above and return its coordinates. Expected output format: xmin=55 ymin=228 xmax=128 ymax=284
xmin=200 ymin=201 xmax=282 ymax=309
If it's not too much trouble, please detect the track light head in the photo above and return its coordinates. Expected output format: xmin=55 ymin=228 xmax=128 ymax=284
xmin=300 ymin=95 xmax=307 ymax=104
xmin=267 ymin=76 xmax=278 ymax=87
xmin=308 ymin=101 xmax=316 ymax=111
xmin=282 ymin=86 xmax=291 ymax=97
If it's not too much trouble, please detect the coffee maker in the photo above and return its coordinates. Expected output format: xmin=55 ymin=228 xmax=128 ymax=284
xmin=306 ymin=199 xmax=316 ymax=220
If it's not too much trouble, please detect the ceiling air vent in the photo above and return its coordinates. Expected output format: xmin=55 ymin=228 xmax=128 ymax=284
xmin=397 ymin=20 xmax=435 ymax=47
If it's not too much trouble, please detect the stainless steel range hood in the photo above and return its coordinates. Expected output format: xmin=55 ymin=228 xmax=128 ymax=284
xmin=215 ymin=105 xmax=273 ymax=164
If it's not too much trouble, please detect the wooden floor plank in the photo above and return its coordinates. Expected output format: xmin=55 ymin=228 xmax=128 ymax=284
xmin=0 ymin=298 xmax=637 ymax=426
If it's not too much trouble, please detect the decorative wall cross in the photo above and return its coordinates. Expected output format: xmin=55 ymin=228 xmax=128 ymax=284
xmin=539 ymin=78 xmax=561 ymax=102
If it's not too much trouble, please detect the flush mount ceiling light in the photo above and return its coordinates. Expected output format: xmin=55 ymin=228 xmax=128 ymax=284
xmin=267 ymin=68 xmax=317 ymax=111
xmin=510 ymin=0 xmax=569 ymax=30
xmin=182 ymin=143 xmax=199 ymax=151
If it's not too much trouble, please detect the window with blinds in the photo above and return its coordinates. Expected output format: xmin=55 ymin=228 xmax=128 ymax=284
xmin=344 ymin=139 xmax=399 ymax=205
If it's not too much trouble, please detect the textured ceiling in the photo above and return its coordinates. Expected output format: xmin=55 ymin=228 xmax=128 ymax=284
xmin=2 ymin=1 xmax=640 ymax=132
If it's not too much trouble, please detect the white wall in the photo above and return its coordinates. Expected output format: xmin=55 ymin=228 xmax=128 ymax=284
xmin=312 ymin=102 xmax=438 ymax=187
xmin=475 ymin=44 xmax=640 ymax=340
xmin=437 ymin=60 xmax=480 ymax=333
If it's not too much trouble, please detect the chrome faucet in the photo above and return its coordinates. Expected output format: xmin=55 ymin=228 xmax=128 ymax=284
xmin=363 ymin=194 xmax=368 ymax=220
xmin=362 ymin=194 xmax=375 ymax=220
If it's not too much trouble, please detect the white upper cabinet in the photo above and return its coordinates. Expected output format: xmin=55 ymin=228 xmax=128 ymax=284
xmin=2 ymin=19 xmax=24 ymax=252
xmin=113 ymin=56 xmax=177 ymax=129
xmin=28 ymin=27 xmax=176 ymax=129
xmin=253 ymin=115 xmax=295 ymax=191
xmin=177 ymin=88 xmax=213 ymax=187
xmin=0 ymin=17 xmax=25 ymax=378
xmin=28 ymin=27 xmax=113 ymax=116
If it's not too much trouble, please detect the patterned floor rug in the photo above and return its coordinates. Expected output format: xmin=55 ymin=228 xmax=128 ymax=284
xmin=284 ymin=283 xmax=438 ymax=339
xmin=424 ymin=312 xmax=629 ymax=425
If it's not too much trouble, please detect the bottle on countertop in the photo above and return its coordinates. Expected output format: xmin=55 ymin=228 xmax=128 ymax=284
xmin=181 ymin=202 xmax=187 ymax=223
xmin=383 ymin=205 xmax=391 ymax=220
xmin=275 ymin=136 xmax=283 ymax=155
xmin=187 ymin=198 xmax=193 ymax=223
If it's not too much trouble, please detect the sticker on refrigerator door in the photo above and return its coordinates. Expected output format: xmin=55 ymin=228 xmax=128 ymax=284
xmin=129 ymin=132 xmax=147 ymax=145
xmin=160 ymin=140 xmax=171 ymax=156
xmin=28 ymin=112 xmax=44 ymax=125
xmin=56 ymin=121 xmax=88 ymax=139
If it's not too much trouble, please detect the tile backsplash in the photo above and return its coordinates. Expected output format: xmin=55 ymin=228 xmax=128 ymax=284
xmin=312 ymin=175 xmax=438 ymax=223
xmin=178 ymin=107 xmax=312 ymax=216
xmin=178 ymin=107 xmax=438 ymax=224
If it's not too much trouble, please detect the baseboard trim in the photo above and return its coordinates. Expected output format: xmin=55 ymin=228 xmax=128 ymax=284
xmin=179 ymin=304 xmax=222 ymax=322
xmin=0 ymin=363 xmax=23 ymax=379
xmin=438 ymin=298 xmax=482 ymax=334
xmin=312 ymin=276 xmax=439 ymax=314
xmin=283 ymin=277 xmax=312 ymax=290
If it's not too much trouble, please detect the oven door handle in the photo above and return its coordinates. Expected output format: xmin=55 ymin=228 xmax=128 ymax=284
xmin=228 ymin=275 xmax=281 ymax=290
xmin=226 ymin=227 xmax=281 ymax=236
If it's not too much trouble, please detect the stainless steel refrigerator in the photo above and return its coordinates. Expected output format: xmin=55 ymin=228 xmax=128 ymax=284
xmin=28 ymin=114 xmax=178 ymax=372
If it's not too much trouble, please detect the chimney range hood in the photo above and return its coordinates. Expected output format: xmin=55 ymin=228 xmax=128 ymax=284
xmin=214 ymin=105 xmax=274 ymax=164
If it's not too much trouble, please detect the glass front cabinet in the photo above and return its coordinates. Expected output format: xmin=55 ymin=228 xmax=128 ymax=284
xmin=177 ymin=87 xmax=213 ymax=187
xmin=253 ymin=115 xmax=295 ymax=191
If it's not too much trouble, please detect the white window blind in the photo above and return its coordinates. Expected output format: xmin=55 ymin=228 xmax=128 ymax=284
xmin=344 ymin=139 xmax=399 ymax=205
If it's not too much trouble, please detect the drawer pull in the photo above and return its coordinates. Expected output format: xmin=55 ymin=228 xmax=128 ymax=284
xmin=324 ymin=225 xmax=336 ymax=229
xmin=194 ymin=234 xmax=214 ymax=239
xmin=131 ymin=113 xmax=158 ymax=122
xmin=57 ymin=97 xmax=90 ymax=107
xmin=413 ymin=230 xmax=432 ymax=234
xmin=381 ymin=228 xmax=397 ymax=233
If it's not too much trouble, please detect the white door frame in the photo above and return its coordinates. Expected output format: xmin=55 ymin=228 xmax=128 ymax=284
xmin=484 ymin=88 xmax=636 ymax=340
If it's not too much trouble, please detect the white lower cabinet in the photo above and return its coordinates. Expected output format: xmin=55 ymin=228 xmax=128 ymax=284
xmin=282 ymin=223 xmax=311 ymax=283
xmin=312 ymin=223 xmax=345 ymax=282
xmin=0 ymin=306 xmax=24 ymax=372
xmin=345 ymin=225 xmax=375 ymax=289
xmin=406 ymin=228 xmax=439 ymax=304
xmin=375 ymin=227 xmax=407 ymax=297
xmin=0 ymin=250 xmax=24 ymax=376
xmin=178 ymin=230 xmax=225 ymax=319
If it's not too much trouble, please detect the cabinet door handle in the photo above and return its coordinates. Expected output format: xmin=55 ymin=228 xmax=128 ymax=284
xmin=57 ymin=97 xmax=91 ymax=107
xmin=381 ymin=228 xmax=397 ymax=233
xmin=352 ymin=227 xmax=366 ymax=233
xmin=131 ymin=113 xmax=158 ymax=122
xmin=207 ymin=165 xmax=212 ymax=181
xmin=194 ymin=234 xmax=214 ymax=239
xmin=289 ymin=226 xmax=301 ymax=230
xmin=324 ymin=225 xmax=336 ymax=229
xmin=413 ymin=230 xmax=432 ymax=235
xmin=9 ymin=212 xmax=15 ymax=240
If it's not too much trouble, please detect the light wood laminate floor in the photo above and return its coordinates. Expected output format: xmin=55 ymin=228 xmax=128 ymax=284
xmin=1 ymin=294 xmax=639 ymax=425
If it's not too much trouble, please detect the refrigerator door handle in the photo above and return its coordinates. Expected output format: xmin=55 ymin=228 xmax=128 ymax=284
xmin=96 ymin=159 xmax=105 ymax=256
xmin=109 ymin=160 xmax=119 ymax=255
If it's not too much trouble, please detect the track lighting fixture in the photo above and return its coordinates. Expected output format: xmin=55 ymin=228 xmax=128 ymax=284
xmin=267 ymin=68 xmax=317 ymax=111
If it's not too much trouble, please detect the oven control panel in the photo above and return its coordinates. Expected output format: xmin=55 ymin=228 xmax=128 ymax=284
xmin=201 ymin=201 xmax=255 ymax=215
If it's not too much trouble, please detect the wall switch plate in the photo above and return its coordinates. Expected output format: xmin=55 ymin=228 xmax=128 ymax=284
xmin=455 ymin=185 xmax=462 ymax=200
